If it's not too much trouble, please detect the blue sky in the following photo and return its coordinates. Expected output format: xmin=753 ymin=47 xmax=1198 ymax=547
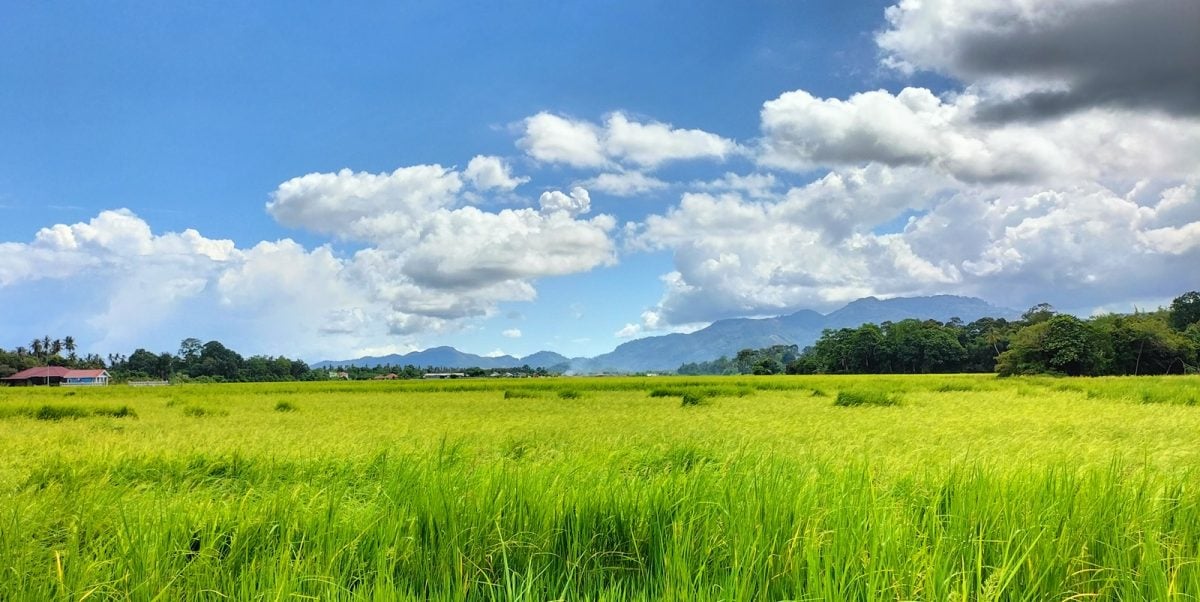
xmin=2 ymin=0 xmax=1197 ymax=361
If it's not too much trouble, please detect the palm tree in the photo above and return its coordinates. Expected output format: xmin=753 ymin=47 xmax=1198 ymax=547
xmin=30 ymin=339 xmax=44 ymax=362
xmin=64 ymin=336 xmax=76 ymax=357
xmin=50 ymin=338 xmax=63 ymax=358
xmin=15 ymin=346 xmax=27 ymax=358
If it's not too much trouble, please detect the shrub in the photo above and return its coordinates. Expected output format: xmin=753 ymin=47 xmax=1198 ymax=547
xmin=557 ymin=389 xmax=581 ymax=399
xmin=680 ymin=392 xmax=707 ymax=407
xmin=834 ymin=390 xmax=900 ymax=407
xmin=935 ymin=382 xmax=976 ymax=393
xmin=93 ymin=406 xmax=137 ymax=418
xmin=34 ymin=405 xmax=91 ymax=421
xmin=274 ymin=401 xmax=298 ymax=412
xmin=183 ymin=406 xmax=227 ymax=418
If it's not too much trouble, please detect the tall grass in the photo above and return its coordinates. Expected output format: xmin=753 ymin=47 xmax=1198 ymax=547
xmin=1 ymin=375 xmax=1199 ymax=599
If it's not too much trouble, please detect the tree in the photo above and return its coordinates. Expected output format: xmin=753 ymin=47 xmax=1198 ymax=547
xmin=63 ymin=336 xmax=77 ymax=361
xmin=1169 ymin=291 xmax=1200 ymax=331
xmin=125 ymin=349 xmax=161 ymax=377
xmin=997 ymin=315 xmax=1107 ymax=376
xmin=178 ymin=338 xmax=203 ymax=363
xmin=883 ymin=319 xmax=967 ymax=373
xmin=1094 ymin=314 xmax=1194 ymax=375
xmin=192 ymin=340 xmax=244 ymax=381
xmin=1022 ymin=303 xmax=1057 ymax=325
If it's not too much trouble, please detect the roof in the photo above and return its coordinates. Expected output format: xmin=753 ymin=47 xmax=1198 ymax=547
xmin=65 ymin=369 xmax=108 ymax=378
xmin=2 ymin=367 xmax=109 ymax=380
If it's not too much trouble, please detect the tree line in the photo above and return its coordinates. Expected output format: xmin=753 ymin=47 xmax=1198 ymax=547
xmin=0 ymin=336 xmax=564 ymax=383
xmin=0 ymin=337 xmax=315 ymax=383
xmin=679 ymin=291 xmax=1200 ymax=377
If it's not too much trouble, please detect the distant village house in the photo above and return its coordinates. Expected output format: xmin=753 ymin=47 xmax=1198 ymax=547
xmin=1 ymin=367 xmax=110 ymax=387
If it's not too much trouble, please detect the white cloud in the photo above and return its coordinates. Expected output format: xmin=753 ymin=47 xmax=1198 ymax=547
xmin=581 ymin=171 xmax=667 ymax=197
xmin=0 ymin=157 xmax=620 ymax=356
xmin=269 ymin=169 xmax=616 ymax=296
xmin=483 ymin=348 xmax=509 ymax=358
xmin=538 ymin=187 xmax=592 ymax=217
xmin=519 ymin=111 xmax=738 ymax=170
xmin=266 ymin=165 xmax=463 ymax=242
xmin=518 ymin=112 xmax=607 ymax=168
xmin=759 ymin=87 xmax=1200 ymax=184
xmin=502 ymin=328 xmax=522 ymax=338
xmin=692 ymin=172 xmax=778 ymax=199
xmin=634 ymin=177 xmax=1200 ymax=325
xmin=603 ymin=112 xmax=738 ymax=168
xmin=614 ymin=323 xmax=642 ymax=338
xmin=464 ymin=155 xmax=529 ymax=191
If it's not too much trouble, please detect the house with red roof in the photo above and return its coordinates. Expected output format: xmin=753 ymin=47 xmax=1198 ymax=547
xmin=1 ymin=367 xmax=110 ymax=387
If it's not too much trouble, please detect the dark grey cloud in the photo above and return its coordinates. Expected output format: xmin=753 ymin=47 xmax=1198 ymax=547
xmin=963 ymin=0 xmax=1200 ymax=121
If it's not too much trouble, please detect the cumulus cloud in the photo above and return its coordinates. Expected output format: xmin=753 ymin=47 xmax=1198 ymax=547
xmin=632 ymin=176 xmax=1200 ymax=327
xmin=266 ymin=165 xmax=463 ymax=242
xmin=603 ymin=112 xmax=739 ymax=168
xmin=464 ymin=155 xmax=529 ymax=191
xmin=691 ymin=172 xmax=779 ymax=199
xmin=502 ymin=328 xmax=522 ymax=338
xmin=0 ymin=155 xmax=620 ymax=355
xmin=518 ymin=112 xmax=608 ymax=168
xmin=538 ymin=187 xmax=592 ymax=217
xmin=519 ymin=111 xmax=738 ymax=170
xmin=0 ymin=210 xmax=420 ymax=358
xmin=758 ymin=87 xmax=1200 ymax=184
xmin=268 ymin=168 xmax=615 ymax=295
xmin=877 ymin=0 xmax=1200 ymax=120
xmin=581 ymin=171 xmax=668 ymax=197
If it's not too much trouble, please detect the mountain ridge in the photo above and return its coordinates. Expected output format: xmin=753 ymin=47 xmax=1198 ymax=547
xmin=313 ymin=295 xmax=1018 ymax=372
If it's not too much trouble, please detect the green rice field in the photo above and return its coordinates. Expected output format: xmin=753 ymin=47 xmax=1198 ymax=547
xmin=3 ymin=375 xmax=1200 ymax=600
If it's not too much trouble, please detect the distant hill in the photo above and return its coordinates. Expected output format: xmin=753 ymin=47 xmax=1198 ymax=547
xmin=575 ymin=295 xmax=1018 ymax=373
xmin=314 ymin=295 xmax=1017 ymax=374
xmin=312 ymin=347 xmax=571 ymax=371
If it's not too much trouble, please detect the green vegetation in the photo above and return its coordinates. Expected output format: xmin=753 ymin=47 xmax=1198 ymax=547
xmin=2 ymin=375 xmax=1200 ymax=599
xmin=833 ymin=389 xmax=901 ymax=407
xmin=683 ymin=291 xmax=1200 ymax=377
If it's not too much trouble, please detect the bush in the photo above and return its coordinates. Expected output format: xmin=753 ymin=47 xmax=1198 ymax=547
xmin=93 ymin=406 xmax=137 ymax=418
xmin=680 ymin=392 xmax=707 ymax=407
xmin=503 ymin=389 xmax=538 ymax=399
xmin=34 ymin=405 xmax=91 ymax=421
xmin=935 ymin=382 xmax=976 ymax=392
xmin=557 ymin=389 xmax=581 ymax=400
xmin=183 ymin=406 xmax=227 ymax=418
xmin=274 ymin=401 xmax=298 ymax=412
xmin=834 ymin=390 xmax=900 ymax=407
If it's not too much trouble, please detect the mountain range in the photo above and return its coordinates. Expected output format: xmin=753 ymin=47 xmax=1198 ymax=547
xmin=312 ymin=295 xmax=1019 ymax=373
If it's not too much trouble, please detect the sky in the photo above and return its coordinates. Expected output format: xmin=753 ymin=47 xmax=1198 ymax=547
xmin=1 ymin=0 xmax=1198 ymax=362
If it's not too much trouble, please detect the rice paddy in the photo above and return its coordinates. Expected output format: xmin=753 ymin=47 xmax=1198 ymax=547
xmin=2 ymin=374 xmax=1200 ymax=600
